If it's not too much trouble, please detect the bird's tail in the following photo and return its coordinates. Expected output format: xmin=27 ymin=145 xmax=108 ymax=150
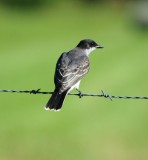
xmin=45 ymin=89 xmax=68 ymax=111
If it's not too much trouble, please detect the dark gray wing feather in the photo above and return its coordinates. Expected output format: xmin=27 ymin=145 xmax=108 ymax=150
xmin=54 ymin=52 xmax=89 ymax=93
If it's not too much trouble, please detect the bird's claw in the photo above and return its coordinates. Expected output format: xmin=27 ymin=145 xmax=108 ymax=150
xmin=76 ymin=88 xmax=83 ymax=98
xmin=101 ymin=90 xmax=112 ymax=101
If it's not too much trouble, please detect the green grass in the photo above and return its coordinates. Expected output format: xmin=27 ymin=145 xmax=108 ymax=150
xmin=0 ymin=2 xmax=148 ymax=160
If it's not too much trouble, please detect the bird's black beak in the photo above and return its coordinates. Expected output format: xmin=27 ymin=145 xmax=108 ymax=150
xmin=96 ymin=45 xmax=104 ymax=49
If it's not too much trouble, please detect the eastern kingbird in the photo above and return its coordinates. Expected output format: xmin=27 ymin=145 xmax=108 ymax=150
xmin=45 ymin=39 xmax=103 ymax=111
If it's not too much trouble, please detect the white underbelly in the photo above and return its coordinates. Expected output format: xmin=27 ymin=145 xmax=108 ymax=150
xmin=68 ymin=80 xmax=81 ymax=93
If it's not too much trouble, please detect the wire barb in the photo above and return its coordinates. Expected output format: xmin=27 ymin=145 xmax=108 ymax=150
xmin=0 ymin=89 xmax=148 ymax=100
xmin=30 ymin=89 xmax=41 ymax=94
xmin=101 ymin=90 xmax=112 ymax=101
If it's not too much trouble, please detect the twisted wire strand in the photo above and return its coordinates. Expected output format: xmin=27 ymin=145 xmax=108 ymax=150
xmin=0 ymin=89 xmax=148 ymax=100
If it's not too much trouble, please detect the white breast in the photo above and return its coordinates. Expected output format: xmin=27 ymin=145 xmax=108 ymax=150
xmin=85 ymin=47 xmax=96 ymax=56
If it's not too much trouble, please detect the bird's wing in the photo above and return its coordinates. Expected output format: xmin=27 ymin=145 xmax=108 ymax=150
xmin=54 ymin=53 xmax=89 ymax=93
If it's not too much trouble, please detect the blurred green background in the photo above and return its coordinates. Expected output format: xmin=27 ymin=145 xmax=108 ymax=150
xmin=0 ymin=0 xmax=148 ymax=160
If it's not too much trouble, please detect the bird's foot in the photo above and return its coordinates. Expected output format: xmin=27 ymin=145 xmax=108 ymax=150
xmin=76 ymin=88 xmax=83 ymax=98
xmin=101 ymin=90 xmax=112 ymax=101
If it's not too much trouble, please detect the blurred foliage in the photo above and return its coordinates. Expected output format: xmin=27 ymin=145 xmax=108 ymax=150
xmin=0 ymin=0 xmax=133 ymax=8
xmin=0 ymin=0 xmax=53 ymax=8
xmin=131 ymin=0 xmax=148 ymax=30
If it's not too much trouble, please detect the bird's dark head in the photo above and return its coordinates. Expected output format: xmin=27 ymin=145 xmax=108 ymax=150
xmin=76 ymin=39 xmax=103 ymax=50
xmin=76 ymin=39 xmax=103 ymax=56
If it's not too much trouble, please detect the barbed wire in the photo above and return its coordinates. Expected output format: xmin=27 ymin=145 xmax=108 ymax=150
xmin=0 ymin=89 xmax=148 ymax=100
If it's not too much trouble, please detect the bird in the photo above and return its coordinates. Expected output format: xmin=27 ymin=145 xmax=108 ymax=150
xmin=45 ymin=39 xmax=103 ymax=111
